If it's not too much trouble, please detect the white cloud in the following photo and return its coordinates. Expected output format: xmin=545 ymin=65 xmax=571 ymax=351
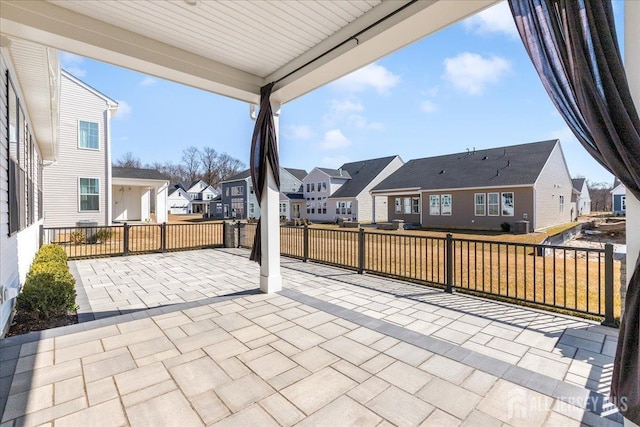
xmin=550 ymin=126 xmax=577 ymax=144
xmin=443 ymin=53 xmax=511 ymax=95
xmin=330 ymin=99 xmax=363 ymax=114
xmin=331 ymin=63 xmax=400 ymax=95
xmin=319 ymin=129 xmax=351 ymax=150
xmin=320 ymin=155 xmax=351 ymax=168
xmin=140 ymin=76 xmax=157 ymax=87
xmin=323 ymin=98 xmax=383 ymax=130
xmin=348 ymin=115 xmax=384 ymax=130
xmin=60 ymin=52 xmax=87 ymax=78
xmin=420 ymin=100 xmax=438 ymax=113
xmin=113 ymin=100 xmax=132 ymax=120
xmin=464 ymin=2 xmax=519 ymax=38
xmin=285 ymin=125 xmax=314 ymax=140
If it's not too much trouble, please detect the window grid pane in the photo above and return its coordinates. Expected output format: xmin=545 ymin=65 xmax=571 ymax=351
xmin=79 ymin=121 xmax=99 ymax=149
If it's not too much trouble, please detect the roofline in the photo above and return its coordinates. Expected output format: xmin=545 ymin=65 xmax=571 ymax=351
xmin=61 ymin=69 xmax=118 ymax=108
xmin=112 ymin=177 xmax=169 ymax=185
xmin=370 ymin=187 xmax=421 ymax=195
xmin=419 ymin=184 xmax=533 ymax=193
xmin=219 ymin=175 xmax=251 ymax=184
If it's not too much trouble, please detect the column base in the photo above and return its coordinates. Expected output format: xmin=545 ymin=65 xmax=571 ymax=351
xmin=260 ymin=274 xmax=282 ymax=293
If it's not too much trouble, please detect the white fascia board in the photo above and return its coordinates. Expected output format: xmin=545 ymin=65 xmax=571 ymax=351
xmin=370 ymin=187 xmax=421 ymax=196
xmin=0 ymin=0 xmax=263 ymax=104
xmin=112 ymin=177 xmax=169 ymax=187
xmin=419 ymin=184 xmax=533 ymax=193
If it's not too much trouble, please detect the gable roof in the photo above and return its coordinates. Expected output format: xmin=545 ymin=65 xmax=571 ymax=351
xmin=331 ymin=155 xmax=399 ymax=198
xmin=571 ymin=178 xmax=586 ymax=192
xmin=317 ymin=167 xmax=352 ymax=179
xmin=168 ymin=187 xmax=189 ymax=197
xmin=187 ymin=180 xmax=208 ymax=191
xmin=284 ymin=168 xmax=307 ymax=181
xmin=112 ymin=166 xmax=167 ymax=181
xmin=373 ymin=140 xmax=559 ymax=192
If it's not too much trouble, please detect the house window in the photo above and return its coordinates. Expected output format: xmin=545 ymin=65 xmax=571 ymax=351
xmin=279 ymin=203 xmax=287 ymax=215
xmin=307 ymin=203 xmax=311 ymax=214
xmin=79 ymin=178 xmax=100 ymax=211
xmin=395 ymin=198 xmax=401 ymax=213
xmin=249 ymin=185 xmax=253 ymax=194
xmin=321 ymin=182 xmax=327 ymax=191
xmin=412 ymin=197 xmax=420 ymax=214
xmin=488 ymin=192 xmax=500 ymax=216
xmin=231 ymin=185 xmax=244 ymax=196
xmin=231 ymin=198 xmax=244 ymax=217
xmin=403 ymin=197 xmax=411 ymax=214
xmin=79 ymin=121 xmax=99 ymax=149
xmin=502 ymin=192 xmax=514 ymax=216
xmin=306 ymin=183 xmax=310 ymax=192
xmin=311 ymin=183 xmax=315 ymax=192
xmin=429 ymin=195 xmax=440 ymax=215
xmin=621 ymin=195 xmax=626 ymax=211
xmin=475 ymin=193 xmax=486 ymax=216
xmin=249 ymin=203 xmax=255 ymax=216
xmin=441 ymin=194 xmax=452 ymax=215
xmin=322 ymin=201 xmax=327 ymax=214
xmin=559 ymin=195 xmax=565 ymax=213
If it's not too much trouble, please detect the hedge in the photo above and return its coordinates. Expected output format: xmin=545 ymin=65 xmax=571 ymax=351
xmin=16 ymin=245 xmax=77 ymax=320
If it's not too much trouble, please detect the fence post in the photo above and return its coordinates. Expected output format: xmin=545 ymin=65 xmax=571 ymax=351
xmin=123 ymin=223 xmax=130 ymax=256
xmin=602 ymin=242 xmax=616 ymax=327
xmin=222 ymin=221 xmax=227 ymax=247
xmin=236 ymin=222 xmax=241 ymax=248
xmin=357 ymin=227 xmax=365 ymax=274
xmin=39 ymin=224 xmax=44 ymax=247
xmin=161 ymin=222 xmax=167 ymax=253
xmin=445 ymin=233 xmax=454 ymax=293
xmin=303 ymin=225 xmax=309 ymax=262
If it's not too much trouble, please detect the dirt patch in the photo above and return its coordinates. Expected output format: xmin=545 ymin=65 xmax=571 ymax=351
xmin=6 ymin=311 xmax=78 ymax=337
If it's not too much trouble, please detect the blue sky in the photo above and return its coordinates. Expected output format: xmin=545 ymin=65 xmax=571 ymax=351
xmin=61 ymin=1 xmax=624 ymax=185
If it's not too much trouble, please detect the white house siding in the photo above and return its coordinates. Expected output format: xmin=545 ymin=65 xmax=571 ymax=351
xmin=302 ymin=169 xmax=338 ymax=222
xmin=354 ymin=156 xmax=404 ymax=223
xmin=374 ymin=196 xmax=389 ymax=223
xmin=577 ymin=184 xmax=591 ymax=215
xmin=0 ymin=50 xmax=44 ymax=336
xmin=533 ymin=143 xmax=574 ymax=230
xmin=43 ymin=72 xmax=111 ymax=227
xmin=113 ymin=186 xmax=143 ymax=221
xmin=168 ymin=189 xmax=190 ymax=214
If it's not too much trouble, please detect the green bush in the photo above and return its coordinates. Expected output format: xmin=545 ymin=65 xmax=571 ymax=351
xmin=69 ymin=230 xmax=86 ymax=244
xmin=33 ymin=244 xmax=67 ymax=265
xmin=95 ymin=227 xmax=113 ymax=242
xmin=17 ymin=255 xmax=77 ymax=320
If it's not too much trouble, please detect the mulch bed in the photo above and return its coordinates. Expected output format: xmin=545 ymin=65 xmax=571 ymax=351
xmin=6 ymin=311 xmax=78 ymax=337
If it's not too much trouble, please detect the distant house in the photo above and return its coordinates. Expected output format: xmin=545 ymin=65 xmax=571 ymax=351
xmin=611 ymin=179 xmax=626 ymax=215
xmin=301 ymin=156 xmax=404 ymax=223
xmin=371 ymin=140 xmax=573 ymax=232
xmin=168 ymin=186 xmax=191 ymax=214
xmin=112 ymin=167 xmax=168 ymax=223
xmin=43 ymin=70 xmax=118 ymax=227
xmin=280 ymin=192 xmax=305 ymax=219
xmin=571 ymin=178 xmax=591 ymax=218
xmin=213 ymin=168 xmax=306 ymax=219
xmin=186 ymin=180 xmax=218 ymax=215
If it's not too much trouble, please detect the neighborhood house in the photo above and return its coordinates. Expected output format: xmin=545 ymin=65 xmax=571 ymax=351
xmin=371 ymin=140 xmax=574 ymax=232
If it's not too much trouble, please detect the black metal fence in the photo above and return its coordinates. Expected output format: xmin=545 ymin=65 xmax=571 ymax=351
xmin=42 ymin=222 xmax=224 ymax=259
xmin=239 ymin=223 xmax=617 ymax=324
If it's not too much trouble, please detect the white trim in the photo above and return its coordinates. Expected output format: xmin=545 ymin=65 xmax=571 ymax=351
xmin=429 ymin=194 xmax=440 ymax=216
xmin=370 ymin=187 xmax=421 ymax=195
xmin=474 ymin=193 xmax=486 ymax=216
xmin=488 ymin=192 xmax=500 ymax=216
xmin=441 ymin=194 xmax=452 ymax=216
xmin=419 ymin=184 xmax=532 ymax=193
xmin=78 ymin=176 xmax=101 ymax=212
xmin=501 ymin=191 xmax=515 ymax=217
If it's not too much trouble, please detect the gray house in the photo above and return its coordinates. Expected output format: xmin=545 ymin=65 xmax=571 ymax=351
xmin=371 ymin=140 xmax=573 ymax=232
xmin=571 ymin=178 xmax=591 ymax=217
xmin=212 ymin=167 xmax=306 ymax=219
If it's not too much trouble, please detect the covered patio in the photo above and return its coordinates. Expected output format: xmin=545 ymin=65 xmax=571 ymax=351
xmin=0 ymin=249 xmax=623 ymax=426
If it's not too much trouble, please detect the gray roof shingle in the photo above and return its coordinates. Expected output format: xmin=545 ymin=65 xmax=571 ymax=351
xmin=112 ymin=166 xmax=167 ymax=181
xmin=331 ymin=155 xmax=399 ymax=198
xmin=571 ymin=178 xmax=586 ymax=192
xmin=372 ymin=140 xmax=559 ymax=192
xmin=317 ymin=168 xmax=352 ymax=179
xmin=284 ymin=168 xmax=307 ymax=181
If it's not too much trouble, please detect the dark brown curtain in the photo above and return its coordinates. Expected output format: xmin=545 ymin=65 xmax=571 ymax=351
xmin=509 ymin=0 xmax=640 ymax=422
xmin=249 ymin=83 xmax=281 ymax=264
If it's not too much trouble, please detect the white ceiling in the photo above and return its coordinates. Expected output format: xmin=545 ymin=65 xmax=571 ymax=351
xmin=0 ymin=0 xmax=498 ymax=104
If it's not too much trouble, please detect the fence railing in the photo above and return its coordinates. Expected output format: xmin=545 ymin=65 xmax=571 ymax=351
xmin=42 ymin=222 xmax=224 ymax=259
xmin=238 ymin=223 xmax=617 ymax=324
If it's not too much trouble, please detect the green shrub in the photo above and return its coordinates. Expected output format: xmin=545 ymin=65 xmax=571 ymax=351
xmin=95 ymin=227 xmax=113 ymax=242
xmin=17 ymin=259 xmax=77 ymax=320
xmin=33 ymin=244 xmax=67 ymax=265
xmin=69 ymin=230 xmax=86 ymax=244
xmin=501 ymin=222 xmax=512 ymax=232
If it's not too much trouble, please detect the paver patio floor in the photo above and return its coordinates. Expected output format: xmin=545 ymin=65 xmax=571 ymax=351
xmin=0 ymin=248 xmax=622 ymax=426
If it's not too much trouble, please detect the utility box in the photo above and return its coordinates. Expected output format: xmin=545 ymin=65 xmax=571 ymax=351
xmin=514 ymin=220 xmax=530 ymax=235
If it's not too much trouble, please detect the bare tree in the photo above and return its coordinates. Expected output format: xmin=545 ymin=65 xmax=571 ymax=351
xmin=213 ymin=152 xmax=245 ymax=185
xmin=146 ymin=161 xmax=186 ymax=184
xmin=587 ymin=180 xmax=613 ymax=212
xmin=114 ymin=152 xmax=141 ymax=168
xmin=181 ymin=146 xmax=201 ymax=183
xmin=199 ymin=147 xmax=218 ymax=185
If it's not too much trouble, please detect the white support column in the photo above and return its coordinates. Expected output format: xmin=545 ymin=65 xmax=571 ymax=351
xmin=625 ymin=1 xmax=640 ymax=296
xmin=260 ymin=102 xmax=282 ymax=293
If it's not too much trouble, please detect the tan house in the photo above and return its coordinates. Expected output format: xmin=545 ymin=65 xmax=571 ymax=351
xmin=371 ymin=140 xmax=573 ymax=232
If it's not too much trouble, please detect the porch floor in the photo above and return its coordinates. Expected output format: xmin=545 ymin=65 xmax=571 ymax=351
xmin=0 ymin=249 xmax=622 ymax=426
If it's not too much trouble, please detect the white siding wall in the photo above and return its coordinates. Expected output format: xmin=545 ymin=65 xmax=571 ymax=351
xmin=43 ymin=72 xmax=110 ymax=227
xmin=374 ymin=196 xmax=389 ymax=222
xmin=354 ymin=156 xmax=404 ymax=223
xmin=302 ymin=169 xmax=340 ymax=222
xmin=534 ymin=143 xmax=574 ymax=230
xmin=0 ymin=50 xmax=44 ymax=336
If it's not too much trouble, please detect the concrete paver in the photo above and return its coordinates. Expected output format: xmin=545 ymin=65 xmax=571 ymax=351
xmin=0 ymin=249 xmax=622 ymax=426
